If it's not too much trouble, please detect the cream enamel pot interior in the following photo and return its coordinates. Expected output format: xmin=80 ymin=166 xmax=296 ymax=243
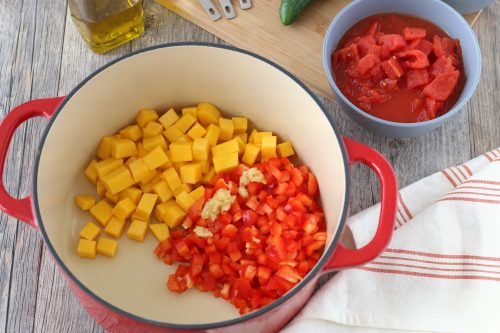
xmin=0 ymin=43 xmax=398 ymax=333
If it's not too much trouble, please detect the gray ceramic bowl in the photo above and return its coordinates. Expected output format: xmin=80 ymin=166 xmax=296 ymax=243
xmin=442 ymin=0 xmax=496 ymax=14
xmin=322 ymin=0 xmax=482 ymax=138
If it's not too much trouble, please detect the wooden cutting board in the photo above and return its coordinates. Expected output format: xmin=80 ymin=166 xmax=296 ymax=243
xmin=154 ymin=0 xmax=482 ymax=101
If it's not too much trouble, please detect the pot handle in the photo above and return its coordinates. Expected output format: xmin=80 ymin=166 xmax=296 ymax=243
xmin=323 ymin=137 xmax=398 ymax=271
xmin=0 ymin=97 xmax=64 ymax=226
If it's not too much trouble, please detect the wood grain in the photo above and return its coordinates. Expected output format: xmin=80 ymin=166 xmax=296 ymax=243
xmin=154 ymin=0 xmax=482 ymax=101
xmin=0 ymin=0 xmax=498 ymax=332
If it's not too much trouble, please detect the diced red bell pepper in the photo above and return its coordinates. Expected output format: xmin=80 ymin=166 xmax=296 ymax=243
xmin=357 ymin=53 xmax=381 ymax=75
xmin=441 ymin=37 xmax=455 ymax=57
xmin=422 ymin=70 xmax=460 ymax=101
xmin=406 ymin=69 xmax=429 ymax=89
xmin=414 ymin=39 xmax=434 ymax=56
xmin=378 ymin=34 xmax=406 ymax=52
xmin=430 ymin=56 xmax=454 ymax=76
xmin=397 ymin=49 xmax=429 ymax=69
xmin=338 ymin=44 xmax=360 ymax=64
xmin=402 ymin=27 xmax=426 ymax=41
xmin=356 ymin=35 xmax=377 ymax=57
xmin=425 ymin=98 xmax=441 ymax=119
xmin=381 ymin=58 xmax=405 ymax=79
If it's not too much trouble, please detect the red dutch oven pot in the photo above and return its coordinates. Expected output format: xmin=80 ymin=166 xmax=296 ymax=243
xmin=0 ymin=43 xmax=397 ymax=333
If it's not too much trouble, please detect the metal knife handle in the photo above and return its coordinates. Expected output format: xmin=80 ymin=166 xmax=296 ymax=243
xmin=218 ymin=0 xmax=237 ymax=19
xmin=239 ymin=0 xmax=252 ymax=10
xmin=198 ymin=0 xmax=221 ymax=21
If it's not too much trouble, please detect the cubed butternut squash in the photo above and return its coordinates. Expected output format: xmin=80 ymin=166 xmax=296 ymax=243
xmin=79 ymin=222 xmax=101 ymax=241
xmin=119 ymin=186 xmax=142 ymax=205
xmin=143 ymin=135 xmax=167 ymax=152
xmin=251 ymin=131 xmax=272 ymax=144
xmin=162 ymin=167 xmax=182 ymax=191
xmin=218 ymin=118 xmax=234 ymax=142
xmin=119 ymin=125 xmax=142 ymax=141
xmin=190 ymin=186 xmax=205 ymax=201
xmin=142 ymin=121 xmax=164 ymax=139
xmin=172 ymin=183 xmax=193 ymax=197
xmin=197 ymin=102 xmax=221 ymax=126
xmin=143 ymin=146 xmax=169 ymax=170
xmin=232 ymin=117 xmax=248 ymax=134
xmin=162 ymin=203 xmax=186 ymax=228
xmin=213 ymin=152 xmax=239 ymax=173
xmin=104 ymin=216 xmax=126 ymax=238
xmin=95 ymin=158 xmax=123 ymax=179
xmin=180 ymin=163 xmax=202 ymax=184
xmin=187 ymin=122 xmax=207 ymax=139
xmin=127 ymin=220 xmax=148 ymax=242
xmin=277 ymin=141 xmax=295 ymax=158
xmin=90 ymin=200 xmax=113 ymax=227
xmin=134 ymin=193 xmax=158 ymax=220
xmin=159 ymin=108 xmax=179 ymax=129
xmin=136 ymin=109 xmax=159 ymax=128
xmin=75 ymin=195 xmax=95 ymax=211
xmin=176 ymin=191 xmax=196 ymax=211
xmin=212 ymin=138 xmax=239 ymax=157
xmin=96 ymin=136 xmax=115 ymax=160
xmin=163 ymin=125 xmax=184 ymax=143
xmin=101 ymin=166 xmax=135 ymax=195
xmin=169 ymin=142 xmax=193 ymax=162
xmin=182 ymin=107 xmax=198 ymax=117
xmin=261 ymin=136 xmax=277 ymax=160
xmin=242 ymin=144 xmax=261 ymax=166
xmin=200 ymin=167 xmax=216 ymax=185
xmin=152 ymin=180 xmax=173 ymax=203
xmin=149 ymin=223 xmax=170 ymax=242
xmin=112 ymin=197 xmax=136 ymax=220
xmin=205 ymin=124 xmax=220 ymax=147
xmin=174 ymin=113 xmax=197 ymax=133
xmin=192 ymin=138 xmax=210 ymax=161
xmin=97 ymin=238 xmax=118 ymax=258
xmin=105 ymin=191 xmax=120 ymax=204
xmin=84 ymin=160 xmax=99 ymax=184
xmin=110 ymin=139 xmax=137 ymax=159
xmin=77 ymin=239 xmax=97 ymax=259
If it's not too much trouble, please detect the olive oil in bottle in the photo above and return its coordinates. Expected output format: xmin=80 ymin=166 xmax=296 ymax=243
xmin=69 ymin=0 xmax=144 ymax=54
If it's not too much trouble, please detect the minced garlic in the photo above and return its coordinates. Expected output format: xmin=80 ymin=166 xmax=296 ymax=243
xmin=201 ymin=188 xmax=236 ymax=222
xmin=193 ymin=226 xmax=213 ymax=238
xmin=238 ymin=167 xmax=266 ymax=198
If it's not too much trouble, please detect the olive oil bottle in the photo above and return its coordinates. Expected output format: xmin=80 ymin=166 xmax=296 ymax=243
xmin=69 ymin=0 xmax=144 ymax=54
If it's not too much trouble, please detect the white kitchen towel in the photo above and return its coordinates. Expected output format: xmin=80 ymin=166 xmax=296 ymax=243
xmin=282 ymin=147 xmax=500 ymax=333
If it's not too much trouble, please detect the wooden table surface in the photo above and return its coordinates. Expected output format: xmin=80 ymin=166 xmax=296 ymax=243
xmin=0 ymin=1 xmax=498 ymax=332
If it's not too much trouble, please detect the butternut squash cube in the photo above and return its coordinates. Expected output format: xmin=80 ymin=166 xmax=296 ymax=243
xmin=234 ymin=135 xmax=246 ymax=154
xmin=180 ymin=163 xmax=202 ymax=184
xmin=182 ymin=107 xmax=197 ymax=117
xmin=84 ymin=160 xmax=99 ymax=184
xmin=90 ymin=200 xmax=113 ymax=227
xmin=192 ymin=138 xmax=210 ymax=161
xmin=187 ymin=122 xmax=207 ymax=139
xmin=251 ymin=131 xmax=272 ymax=144
xmin=176 ymin=135 xmax=193 ymax=143
xmin=134 ymin=193 xmax=158 ymax=221
xmin=213 ymin=152 xmax=239 ymax=173
xmin=136 ymin=142 xmax=148 ymax=157
xmin=205 ymin=124 xmax=220 ymax=146
xmin=174 ymin=113 xmax=197 ymax=133
xmin=152 ymin=180 xmax=173 ymax=203
xmin=75 ymin=195 xmax=95 ymax=211
xmin=140 ymin=182 xmax=153 ymax=193
xmin=97 ymin=136 xmax=115 ymax=160
xmin=96 ymin=181 xmax=106 ymax=198
xmin=77 ymin=239 xmax=97 ymax=259
xmin=163 ymin=125 xmax=184 ymax=142
xmin=162 ymin=167 xmax=182 ymax=191
xmin=163 ymin=203 xmax=186 ymax=228
xmin=143 ymin=135 xmax=167 ymax=152
xmin=154 ymin=201 xmax=171 ymax=221
xmin=110 ymin=139 xmax=137 ymax=159
xmin=232 ymin=117 xmax=248 ymax=134
xmin=95 ymin=158 xmax=123 ymax=179
xmin=119 ymin=125 xmax=142 ymax=142
xmin=218 ymin=118 xmax=234 ymax=142
xmin=105 ymin=191 xmax=120 ymax=204
xmin=136 ymin=109 xmax=159 ymax=128
xmin=197 ymin=102 xmax=221 ymax=126
xmin=277 ymin=141 xmax=295 ymax=158
xmin=199 ymin=159 xmax=210 ymax=174
xmin=101 ymin=166 xmax=135 ymax=195
xmin=79 ymin=222 xmax=100 ymax=241
xmin=201 ymin=167 xmax=216 ymax=185
xmin=261 ymin=136 xmax=277 ymax=160
xmin=149 ymin=223 xmax=170 ymax=242
xmin=190 ymin=186 xmax=205 ymax=201
xmin=176 ymin=191 xmax=196 ymax=211
xmin=172 ymin=183 xmax=193 ymax=197
xmin=119 ymin=186 xmax=142 ymax=205
xmin=125 ymin=156 xmax=137 ymax=167
xmin=242 ymin=144 xmax=261 ymax=166
xmin=128 ymin=158 xmax=149 ymax=183
xmin=235 ymin=132 xmax=248 ymax=143
xmin=97 ymin=238 xmax=118 ymax=258
xmin=142 ymin=121 xmax=164 ymax=139
xmin=248 ymin=129 xmax=258 ymax=144
xmin=159 ymin=108 xmax=179 ymax=129
xmin=212 ymin=138 xmax=239 ymax=157
xmin=131 ymin=211 xmax=150 ymax=223
xmin=139 ymin=169 xmax=160 ymax=187
xmin=169 ymin=142 xmax=193 ymax=162
xmin=112 ymin=197 xmax=136 ymax=220
xmin=104 ymin=217 xmax=126 ymax=238
xmin=127 ymin=220 xmax=148 ymax=242
xmin=143 ymin=146 xmax=169 ymax=170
